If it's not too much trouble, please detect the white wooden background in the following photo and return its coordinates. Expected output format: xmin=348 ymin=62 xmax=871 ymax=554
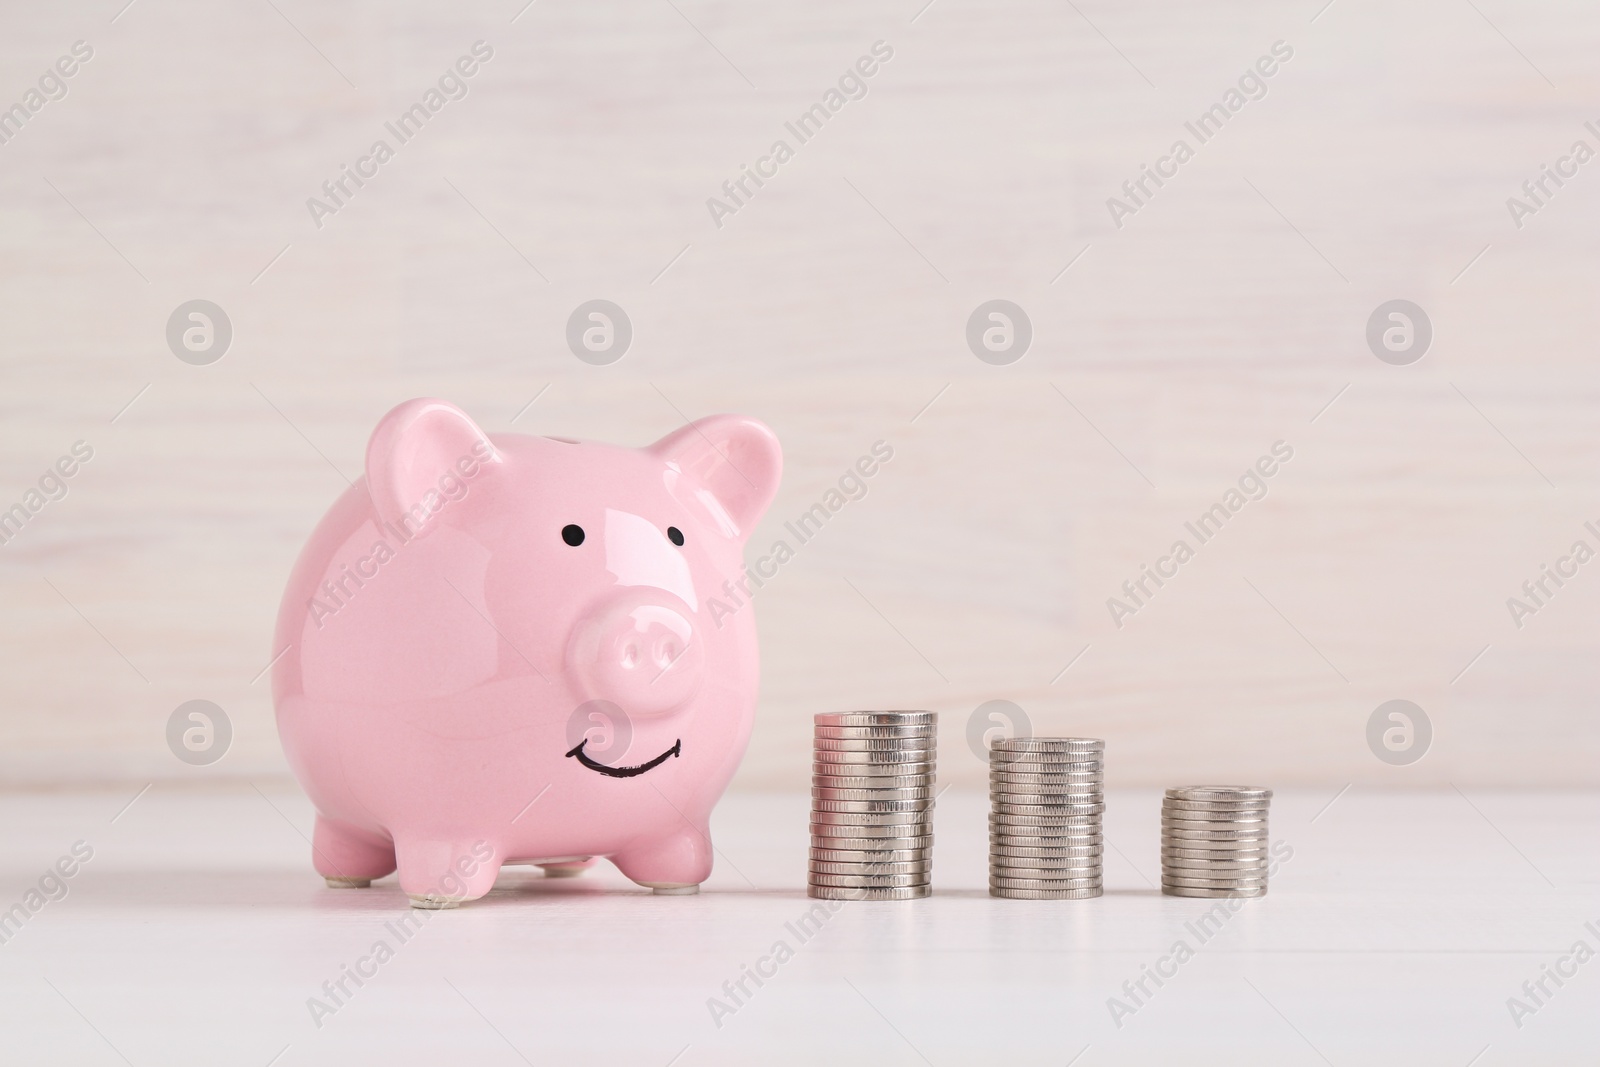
xmin=2 ymin=0 xmax=1597 ymax=789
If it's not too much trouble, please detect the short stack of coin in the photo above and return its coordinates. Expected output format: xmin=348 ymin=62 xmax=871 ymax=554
xmin=809 ymin=711 xmax=936 ymax=901
xmin=1160 ymin=786 xmax=1272 ymax=898
xmin=989 ymin=737 xmax=1104 ymax=899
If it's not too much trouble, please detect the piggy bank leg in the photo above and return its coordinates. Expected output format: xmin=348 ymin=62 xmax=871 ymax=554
xmin=396 ymin=839 xmax=502 ymax=909
xmin=537 ymin=857 xmax=597 ymax=878
xmin=611 ymin=828 xmax=713 ymax=895
xmin=314 ymin=816 xmax=397 ymax=889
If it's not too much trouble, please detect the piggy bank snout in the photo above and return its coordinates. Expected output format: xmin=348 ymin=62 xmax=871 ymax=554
xmin=567 ymin=595 xmax=705 ymax=718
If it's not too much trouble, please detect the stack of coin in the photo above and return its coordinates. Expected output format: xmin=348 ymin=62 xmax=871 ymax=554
xmin=809 ymin=711 xmax=936 ymax=901
xmin=989 ymin=737 xmax=1104 ymax=899
xmin=1160 ymin=786 xmax=1272 ymax=898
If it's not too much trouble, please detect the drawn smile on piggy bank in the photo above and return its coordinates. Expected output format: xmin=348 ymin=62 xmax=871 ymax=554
xmin=565 ymin=737 xmax=682 ymax=778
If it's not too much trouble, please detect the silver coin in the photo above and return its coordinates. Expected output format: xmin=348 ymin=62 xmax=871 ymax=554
xmin=1162 ymin=811 xmax=1270 ymax=822
xmin=991 ymin=867 xmax=1103 ymax=879
xmin=811 ymin=859 xmax=931 ymax=874
xmin=1161 ymin=814 xmax=1268 ymax=827
xmin=1166 ymin=785 xmax=1272 ymax=802
xmin=989 ymin=748 xmax=1103 ymax=761
xmin=1162 ymin=805 xmax=1272 ymax=819
xmin=1158 ymin=857 xmax=1267 ymax=870
xmin=991 ymin=785 xmax=1104 ymax=799
xmin=991 ymin=794 xmax=1105 ymax=806
xmin=992 ymin=803 xmax=1106 ymax=818
xmin=809 ymin=872 xmax=928 ymax=888
xmin=811 ymin=807 xmax=931 ymax=822
xmin=811 ymin=813 xmax=931 ymax=828
xmin=813 ymin=844 xmax=933 ymax=859
xmin=808 ymin=884 xmax=930 ymax=900
xmin=1162 ymin=873 xmax=1270 ymax=889
xmin=987 ymin=761 xmax=1104 ymax=774
xmin=1162 ymin=883 xmax=1270 ymax=896
xmin=991 ymin=782 xmax=1103 ymax=794
xmin=990 ymin=771 xmax=1103 ymax=783
xmin=814 ymin=724 xmax=936 ymax=739
xmin=813 ymin=798 xmax=935 ymax=814
xmin=994 ymin=794 xmax=1106 ymax=807
xmin=813 ymin=750 xmax=937 ymax=765
xmin=990 ymin=886 xmax=1102 ymax=899
xmin=1161 ymin=884 xmax=1267 ymax=899
xmin=813 ymin=786 xmax=934 ymax=802
xmin=990 ymin=875 xmax=1103 ymax=890
xmin=992 ymin=843 xmax=1104 ymax=857
xmin=813 ymin=774 xmax=933 ymax=790
xmin=1161 ymin=862 xmax=1269 ymax=878
xmin=813 ymin=737 xmax=937 ymax=752
xmin=992 ymin=869 xmax=1102 ymax=882
xmin=1161 ymin=824 xmax=1270 ymax=837
xmin=811 ymin=846 xmax=930 ymax=861
xmin=1161 ymin=846 xmax=1271 ymax=859
xmin=814 ymin=761 xmax=936 ymax=777
xmin=990 ymin=858 xmax=1102 ymax=873
xmin=812 ymin=825 xmax=932 ymax=841
xmin=991 ymin=737 xmax=1103 ymax=751
xmin=1162 ymin=795 xmax=1272 ymax=809
xmin=811 ymin=860 xmax=931 ymax=876
xmin=993 ymin=797 xmax=1106 ymax=809
xmin=813 ymin=845 xmax=933 ymax=858
xmin=815 ymin=711 xmax=936 ymax=728
xmin=811 ymin=821 xmax=934 ymax=838
xmin=992 ymin=820 xmax=1103 ymax=833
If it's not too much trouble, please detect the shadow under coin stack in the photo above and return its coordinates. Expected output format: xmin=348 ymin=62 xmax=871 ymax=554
xmin=1160 ymin=786 xmax=1273 ymax=898
xmin=809 ymin=711 xmax=936 ymax=900
xmin=989 ymin=737 xmax=1105 ymax=899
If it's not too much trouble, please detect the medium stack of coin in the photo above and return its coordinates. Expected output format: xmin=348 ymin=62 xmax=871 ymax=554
xmin=989 ymin=737 xmax=1104 ymax=899
xmin=1160 ymin=786 xmax=1272 ymax=898
xmin=809 ymin=711 xmax=936 ymax=901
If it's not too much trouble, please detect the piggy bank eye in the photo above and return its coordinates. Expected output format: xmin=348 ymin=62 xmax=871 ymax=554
xmin=561 ymin=524 xmax=585 ymax=546
xmin=667 ymin=526 xmax=684 ymax=546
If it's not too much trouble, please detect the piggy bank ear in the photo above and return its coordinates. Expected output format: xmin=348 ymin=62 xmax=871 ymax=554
xmin=651 ymin=415 xmax=781 ymax=539
xmin=365 ymin=399 xmax=499 ymax=537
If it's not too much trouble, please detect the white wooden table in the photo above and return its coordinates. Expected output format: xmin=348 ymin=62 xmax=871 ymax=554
xmin=0 ymin=785 xmax=1592 ymax=1064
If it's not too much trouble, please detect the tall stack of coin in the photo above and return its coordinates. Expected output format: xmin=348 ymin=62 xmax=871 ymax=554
xmin=1160 ymin=786 xmax=1272 ymax=898
xmin=809 ymin=711 xmax=936 ymax=901
xmin=989 ymin=737 xmax=1104 ymax=899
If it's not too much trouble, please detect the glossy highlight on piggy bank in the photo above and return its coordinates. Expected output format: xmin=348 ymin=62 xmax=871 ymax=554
xmin=272 ymin=399 xmax=782 ymax=907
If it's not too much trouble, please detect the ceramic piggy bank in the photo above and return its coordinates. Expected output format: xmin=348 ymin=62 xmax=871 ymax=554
xmin=272 ymin=399 xmax=781 ymax=907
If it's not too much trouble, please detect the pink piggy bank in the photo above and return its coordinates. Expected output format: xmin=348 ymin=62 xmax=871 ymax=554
xmin=272 ymin=399 xmax=781 ymax=907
